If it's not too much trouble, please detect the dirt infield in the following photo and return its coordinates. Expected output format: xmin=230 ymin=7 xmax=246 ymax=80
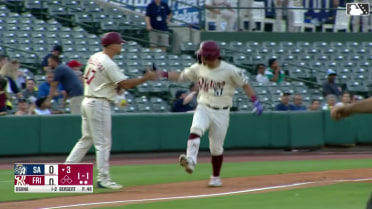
xmin=2 ymin=152 xmax=372 ymax=209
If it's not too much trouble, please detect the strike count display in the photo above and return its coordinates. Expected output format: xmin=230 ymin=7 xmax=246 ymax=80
xmin=14 ymin=163 xmax=93 ymax=193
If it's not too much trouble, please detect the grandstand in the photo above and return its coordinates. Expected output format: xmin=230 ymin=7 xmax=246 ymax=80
xmin=0 ymin=0 xmax=371 ymax=114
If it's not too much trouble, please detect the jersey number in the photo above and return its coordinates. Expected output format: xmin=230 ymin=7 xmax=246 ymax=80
xmin=84 ymin=68 xmax=96 ymax=85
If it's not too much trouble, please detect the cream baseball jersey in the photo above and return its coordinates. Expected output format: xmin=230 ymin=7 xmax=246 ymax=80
xmin=179 ymin=61 xmax=249 ymax=107
xmin=84 ymin=52 xmax=127 ymax=101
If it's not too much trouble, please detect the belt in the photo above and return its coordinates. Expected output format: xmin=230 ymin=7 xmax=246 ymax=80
xmin=85 ymin=96 xmax=111 ymax=102
xmin=206 ymin=104 xmax=230 ymax=110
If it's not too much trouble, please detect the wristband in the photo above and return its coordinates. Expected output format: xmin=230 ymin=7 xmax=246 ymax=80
xmin=250 ymin=95 xmax=257 ymax=102
xmin=161 ymin=71 xmax=169 ymax=78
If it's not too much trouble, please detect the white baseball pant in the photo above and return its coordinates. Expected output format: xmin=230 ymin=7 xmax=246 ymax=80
xmin=186 ymin=104 xmax=230 ymax=165
xmin=69 ymin=95 xmax=83 ymax=114
xmin=65 ymin=97 xmax=112 ymax=182
xmin=218 ymin=10 xmax=236 ymax=32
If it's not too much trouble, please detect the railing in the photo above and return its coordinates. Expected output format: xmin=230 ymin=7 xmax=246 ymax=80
xmin=0 ymin=43 xmax=41 ymax=73
xmin=104 ymin=1 xmax=356 ymax=32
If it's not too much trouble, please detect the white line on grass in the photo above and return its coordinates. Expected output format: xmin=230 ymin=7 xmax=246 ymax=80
xmin=41 ymin=178 xmax=372 ymax=209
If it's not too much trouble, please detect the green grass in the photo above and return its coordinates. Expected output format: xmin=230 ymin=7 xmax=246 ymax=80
xmin=101 ymin=182 xmax=372 ymax=209
xmin=1 ymin=158 xmax=371 ymax=202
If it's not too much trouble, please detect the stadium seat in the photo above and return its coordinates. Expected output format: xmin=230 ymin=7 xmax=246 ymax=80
xmin=228 ymin=41 xmax=246 ymax=52
xmin=329 ymin=42 xmax=344 ymax=49
xmin=312 ymin=41 xmax=328 ymax=48
xmin=339 ymin=48 xmax=353 ymax=55
xmin=137 ymin=82 xmax=152 ymax=93
xmin=233 ymin=54 xmax=251 ymax=66
xmin=295 ymin=41 xmax=310 ymax=49
xmin=138 ymin=103 xmax=153 ymax=112
xmin=289 ymin=68 xmax=309 ymax=78
xmin=256 ymin=88 xmax=269 ymax=96
xmin=180 ymin=42 xmax=198 ymax=54
xmin=238 ymin=103 xmax=252 ymax=112
xmin=100 ymin=21 xmax=118 ymax=31
xmin=353 ymin=68 xmax=370 ymax=77
xmin=347 ymin=81 xmax=368 ymax=92
xmin=246 ymin=41 xmax=261 ymax=49
xmin=123 ymin=104 xmax=138 ymax=113
xmin=322 ymin=48 xmax=337 ymax=55
xmin=315 ymin=74 xmax=327 ymax=85
xmin=153 ymin=103 xmax=168 ymax=112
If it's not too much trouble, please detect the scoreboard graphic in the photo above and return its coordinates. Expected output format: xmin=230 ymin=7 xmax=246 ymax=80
xmin=14 ymin=163 xmax=93 ymax=193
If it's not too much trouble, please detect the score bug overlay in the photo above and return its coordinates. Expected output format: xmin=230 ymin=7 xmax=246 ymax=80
xmin=14 ymin=163 xmax=93 ymax=193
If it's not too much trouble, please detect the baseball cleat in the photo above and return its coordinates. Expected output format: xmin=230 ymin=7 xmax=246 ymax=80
xmin=179 ymin=154 xmax=195 ymax=174
xmin=208 ymin=176 xmax=222 ymax=187
xmin=97 ymin=181 xmax=123 ymax=189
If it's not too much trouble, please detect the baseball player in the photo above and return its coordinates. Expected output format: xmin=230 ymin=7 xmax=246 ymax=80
xmin=160 ymin=40 xmax=263 ymax=187
xmin=330 ymin=86 xmax=372 ymax=209
xmin=65 ymin=32 xmax=158 ymax=189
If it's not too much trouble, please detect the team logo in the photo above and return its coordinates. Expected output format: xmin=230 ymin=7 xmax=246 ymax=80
xmin=346 ymin=3 xmax=370 ymax=16
xmin=14 ymin=164 xmax=26 ymax=175
xmin=15 ymin=175 xmax=26 ymax=186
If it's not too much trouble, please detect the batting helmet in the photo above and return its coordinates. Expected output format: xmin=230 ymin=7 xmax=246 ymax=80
xmin=196 ymin=41 xmax=220 ymax=60
xmin=101 ymin=32 xmax=126 ymax=46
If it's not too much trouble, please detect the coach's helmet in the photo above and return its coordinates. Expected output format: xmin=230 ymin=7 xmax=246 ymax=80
xmin=101 ymin=32 xmax=126 ymax=46
xmin=196 ymin=41 xmax=221 ymax=60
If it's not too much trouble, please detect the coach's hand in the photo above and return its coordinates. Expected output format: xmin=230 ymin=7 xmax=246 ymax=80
xmin=330 ymin=106 xmax=351 ymax=121
xmin=143 ymin=70 xmax=159 ymax=81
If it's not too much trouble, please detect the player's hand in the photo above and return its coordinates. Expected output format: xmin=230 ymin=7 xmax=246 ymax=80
xmin=252 ymin=100 xmax=263 ymax=116
xmin=146 ymin=25 xmax=152 ymax=31
xmin=330 ymin=106 xmax=351 ymax=121
xmin=143 ymin=70 xmax=158 ymax=81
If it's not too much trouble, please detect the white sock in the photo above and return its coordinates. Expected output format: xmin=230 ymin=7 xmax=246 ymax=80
xmin=186 ymin=138 xmax=200 ymax=165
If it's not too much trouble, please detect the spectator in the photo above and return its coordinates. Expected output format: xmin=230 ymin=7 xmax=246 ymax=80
xmin=322 ymin=69 xmax=341 ymax=97
xmin=37 ymin=70 xmax=66 ymax=104
xmin=115 ymin=88 xmax=127 ymax=109
xmin=15 ymin=98 xmax=31 ymax=115
xmin=308 ymin=99 xmax=321 ymax=111
xmin=351 ymin=95 xmax=363 ymax=104
xmin=0 ymin=76 xmax=7 ymax=116
xmin=41 ymin=45 xmax=63 ymax=72
xmin=335 ymin=91 xmax=351 ymax=107
xmin=188 ymin=82 xmax=199 ymax=109
xmin=255 ymin=63 xmax=269 ymax=84
xmin=322 ymin=94 xmax=337 ymax=110
xmin=0 ymin=54 xmax=9 ymax=69
xmin=67 ymin=60 xmax=84 ymax=84
xmin=0 ymin=62 xmax=22 ymax=98
xmin=47 ymin=55 xmax=83 ymax=114
xmin=31 ymin=97 xmax=52 ymax=115
xmin=291 ymin=94 xmax=307 ymax=111
xmin=12 ymin=59 xmax=26 ymax=89
xmin=67 ymin=60 xmax=83 ymax=72
xmin=171 ymin=90 xmax=194 ymax=112
xmin=275 ymin=91 xmax=293 ymax=111
xmin=21 ymin=78 xmax=38 ymax=103
xmin=265 ymin=58 xmax=285 ymax=84
xmin=145 ymin=0 xmax=172 ymax=51
xmin=205 ymin=0 xmax=236 ymax=31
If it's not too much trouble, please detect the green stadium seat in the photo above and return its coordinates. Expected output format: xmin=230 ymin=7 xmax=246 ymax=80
xmin=329 ymin=42 xmax=344 ymax=49
xmin=180 ymin=42 xmax=198 ymax=54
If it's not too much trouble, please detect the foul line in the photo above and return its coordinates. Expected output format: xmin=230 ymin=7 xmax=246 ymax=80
xmin=42 ymin=178 xmax=372 ymax=209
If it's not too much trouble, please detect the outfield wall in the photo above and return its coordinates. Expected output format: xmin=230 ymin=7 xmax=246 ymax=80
xmin=0 ymin=111 xmax=370 ymax=156
xmin=200 ymin=32 xmax=372 ymax=43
